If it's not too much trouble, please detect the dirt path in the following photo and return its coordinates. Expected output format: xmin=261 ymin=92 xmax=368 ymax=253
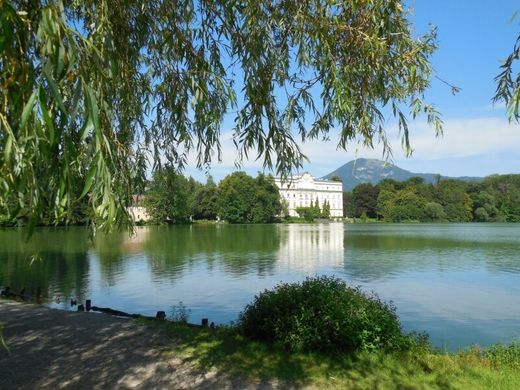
xmin=0 ymin=300 xmax=281 ymax=389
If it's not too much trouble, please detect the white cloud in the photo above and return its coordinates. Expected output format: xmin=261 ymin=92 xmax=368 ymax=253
xmin=184 ymin=116 xmax=520 ymax=180
xmin=395 ymin=117 xmax=520 ymax=160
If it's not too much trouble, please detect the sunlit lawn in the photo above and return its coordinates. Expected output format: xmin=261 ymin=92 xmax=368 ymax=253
xmin=149 ymin=320 xmax=520 ymax=389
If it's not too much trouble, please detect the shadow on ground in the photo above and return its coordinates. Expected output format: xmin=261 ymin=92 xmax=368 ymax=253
xmin=0 ymin=300 xmax=280 ymax=389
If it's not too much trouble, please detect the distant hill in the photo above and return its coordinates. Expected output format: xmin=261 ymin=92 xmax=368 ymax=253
xmin=322 ymin=158 xmax=482 ymax=191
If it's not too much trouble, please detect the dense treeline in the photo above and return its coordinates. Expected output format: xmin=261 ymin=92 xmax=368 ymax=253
xmin=144 ymin=168 xmax=281 ymax=224
xmin=343 ymin=175 xmax=520 ymax=222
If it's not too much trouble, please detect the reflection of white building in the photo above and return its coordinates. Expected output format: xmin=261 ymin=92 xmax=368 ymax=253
xmin=122 ymin=226 xmax=150 ymax=252
xmin=274 ymin=173 xmax=343 ymax=218
xmin=277 ymin=224 xmax=344 ymax=273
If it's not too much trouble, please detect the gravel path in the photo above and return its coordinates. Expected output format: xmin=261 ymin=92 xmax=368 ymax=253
xmin=0 ymin=300 xmax=283 ymax=389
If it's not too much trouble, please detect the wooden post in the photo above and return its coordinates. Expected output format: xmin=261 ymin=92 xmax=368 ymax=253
xmin=201 ymin=318 xmax=209 ymax=327
xmin=36 ymin=287 xmax=41 ymax=301
xmin=156 ymin=311 xmax=166 ymax=320
xmin=86 ymin=299 xmax=91 ymax=312
xmin=77 ymin=304 xmax=85 ymax=312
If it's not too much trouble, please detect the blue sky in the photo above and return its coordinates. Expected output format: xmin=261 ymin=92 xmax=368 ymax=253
xmin=185 ymin=1 xmax=520 ymax=182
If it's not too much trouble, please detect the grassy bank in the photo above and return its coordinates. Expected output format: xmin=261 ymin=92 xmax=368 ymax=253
xmin=150 ymin=321 xmax=520 ymax=389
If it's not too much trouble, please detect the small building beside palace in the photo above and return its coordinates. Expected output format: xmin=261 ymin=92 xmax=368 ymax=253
xmin=128 ymin=195 xmax=151 ymax=222
xmin=273 ymin=173 xmax=343 ymax=219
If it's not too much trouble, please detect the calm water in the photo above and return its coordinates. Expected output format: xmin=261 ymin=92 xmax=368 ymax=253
xmin=1 ymin=223 xmax=519 ymax=350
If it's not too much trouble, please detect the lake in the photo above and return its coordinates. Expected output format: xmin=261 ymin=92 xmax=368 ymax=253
xmin=1 ymin=223 xmax=519 ymax=350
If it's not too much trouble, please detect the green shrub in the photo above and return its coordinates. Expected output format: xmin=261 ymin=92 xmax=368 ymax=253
xmin=482 ymin=342 xmax=520 ymax=368
xmin=238 ymin=276 xmax=405 ymax=353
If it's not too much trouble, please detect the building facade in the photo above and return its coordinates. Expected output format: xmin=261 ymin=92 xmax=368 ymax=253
xmin=128 ymin=195 xmax=151 ymax=222
xmin=274 ymin=173 xmax=343 ymax=219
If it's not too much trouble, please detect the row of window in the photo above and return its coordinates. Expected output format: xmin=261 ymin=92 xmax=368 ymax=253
xmin=283 ymin=193 xmax=342 ymax=200
xmin=287 ymin=201 xmax=340 ymax=209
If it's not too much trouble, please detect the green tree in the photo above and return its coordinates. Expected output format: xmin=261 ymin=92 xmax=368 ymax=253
xmin=479 ymin=175 xmax=520 ymax=222
xmin=145 ymin=167 xmax=191 ymax=223
xmin=471 ymin=191 xmax=499 ymax=222
xmin=352 ymin=183 xmax=380 ymax=218
xmin=388 ymin=188 xmax=427 ymax=222
xmin=343 ymin=192 xmax=354 ymax=218
xmin=251 ymin=174 xmax=282 ymax=223
xmin=434 ymin=180 xmax=473 ymax=222
xmin=376 ymin=189 xmax=397 ymax=221
xmin=295 ymin=207 xmax=314 ymax=222
xmin=321 ymin=200 xmax=331 ymax=219
xmin=474 ymin=207 xmax=490 ymax=222
xmin=280 ymin=199 xmax=290 ymax=219
xmin=192 ymin=177 xmax=219 ymax=220
xmin=0 ymin=0 xmax=441 ymax=231
xmin=424 ymin=202 xmax=446 ymax=222
xmin=217 ymin=172 xmax=281 ymax=223
xmin=217 ymin=173 xmax=256 ymax=223
xmin=312 ymin=198 xmax=321 ymax=219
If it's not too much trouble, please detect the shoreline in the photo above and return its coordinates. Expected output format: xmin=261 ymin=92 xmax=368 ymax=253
xmin=2 ymin=299 xmax=520 ymax=389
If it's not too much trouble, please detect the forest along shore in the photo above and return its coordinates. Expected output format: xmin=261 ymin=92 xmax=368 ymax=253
xmin=0 ymin=300 xmax=281 ymax=390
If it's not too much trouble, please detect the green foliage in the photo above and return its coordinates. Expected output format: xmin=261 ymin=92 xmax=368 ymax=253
xmin=321 ymin=200 xmax=331 ymax=219
xmin=238 ymin=276 xmax=404 ymax=353
xmin=250 ymin=174 xmax=283 ymax=223
xmin=0 ymin=0 xmax=441 ymax=231
xmin=424 ymin=202 xmax=446 ymax=222
xmin=295 ymin=207 xmax=314 ymax=222
xmin=192 ymin=177 xmax=219 ymax=221
xmin=389 ymin=188 xmax=427 ymax=222
xmin=280 ymin=199 xmax=290 ymax=219
xmin=474 ymin=207 xmax=490 ymax=222
xmin=145 ymin=167 xmax=191 ymax=223
xmin=347 ymin=174 xmax=520 ymax=223
xmin=352 ymin=183 xmax=380 ymax=218
xmin=311 ymin=198 xmax=321 ymax=219
xmin=494 ymin=31 xmax=520 ymax=121
xmin=170 ymin=301 xmax=191 ymax=324
xmin=343 ymin=192 xmax=354 ymax=218
xmin=217 ymin=172 xmax=281 ymax=223
xmin=480 ymin=342 xmax=520 ymax=369
xmin=156 ymin=316 xmax=520 ymax=389
xmin=434 ymin=180 xmax=473 ymax=222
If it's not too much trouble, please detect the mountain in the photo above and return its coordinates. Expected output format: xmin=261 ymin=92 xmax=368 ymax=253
xmin=322 ymin=158 xmax=482 ymax=191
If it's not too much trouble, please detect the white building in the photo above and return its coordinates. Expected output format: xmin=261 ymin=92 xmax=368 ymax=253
xmin=128 ymin=195 xmax=151 ymax=222
xmin=274 ymin=173 xmax=343 ymax=219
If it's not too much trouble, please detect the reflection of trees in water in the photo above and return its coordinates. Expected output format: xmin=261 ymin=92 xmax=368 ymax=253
xmin=343 ymin=230 xmax=520 ymax=282
xmin=93 ymin=231 xmax=130 ymax=287
xmin=142 ymin=225 xmax=280 ymax=279
xmin=0 ymin=228 xmax=90 ymax=301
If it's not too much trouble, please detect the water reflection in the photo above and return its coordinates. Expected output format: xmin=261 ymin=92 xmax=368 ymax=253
xmin=142 ymin=225 xmax=280 ymax=278
xmin=342 ymin=224 xmax=520 ymax=282
xmin=0 ymin=228 xmax=90 ymax=302
xmin=1 ymin=224 xmax=520 ymax=350
xmin=339 ymin=224 xmax=520 ymax=349
xmin=276 ymin=223 xmax=344 ymax=273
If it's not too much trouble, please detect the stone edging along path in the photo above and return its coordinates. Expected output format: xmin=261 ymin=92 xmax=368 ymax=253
xmin=0 ymin=299 xmax=281 ymax=390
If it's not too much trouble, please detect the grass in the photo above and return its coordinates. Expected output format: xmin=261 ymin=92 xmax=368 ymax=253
xmin=146 ymin=320 xmax=520 ymax=389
